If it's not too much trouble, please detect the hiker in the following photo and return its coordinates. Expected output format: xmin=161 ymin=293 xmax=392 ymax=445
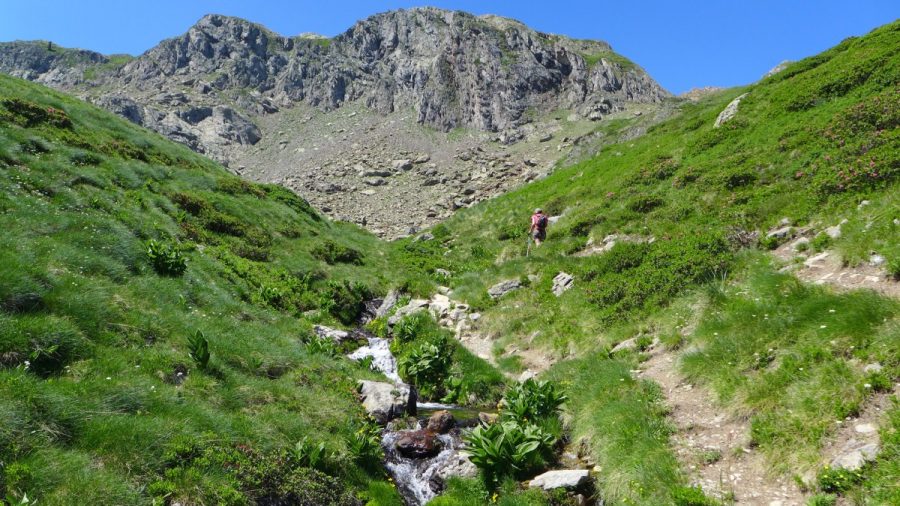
xmin=530 ymin=208 xmax=548 ymax=247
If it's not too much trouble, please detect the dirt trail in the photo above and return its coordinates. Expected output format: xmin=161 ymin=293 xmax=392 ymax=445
xmin=773 ymin=243 xmax=899 ymax=299
xmin=640 ymin=345 xmax=807 ymax=505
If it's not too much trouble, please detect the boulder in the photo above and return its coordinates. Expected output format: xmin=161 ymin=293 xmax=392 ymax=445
xmin=478 ymin=412 xmax=500 ymax=425
xmin=552 ymin=272 xmax=575 ymax=296
xmin=425 ymin=410 xmax=456 ymax=434
xmin=825 ymin=220 xmax=847 ymax=239
xmin=429 ymin=294 xmax=452 ymax=317
xmin=528 ymin=469 xmax=591 ymax=491
xmin=314 ymin=325 xmax=349 ymax=342
xmin=434 ymin=453 xmax=478 ymax=482
xmin=392 ymin=159 xmax=413 ymax=171
xmin=488 ymin=279 xmax=522 ymax=299
xmin=388 ymin=299 xmax=429 ymax=325
xmin=766 ymin=226 xmax=793 ymax=240
xmin=831 ymin=443 xmax=879 ymax=471
xmin=863 ymin=363 xmax=883 ymax=374
xmin=714 ymin=93 xmax=748 ymax=128
xmin=375 ymin=290 xmax=400 ymax=318
xmin=357 ymin=380 xmax=413 ymax=424
xmin=610 ymin=337 xmax=638 ymax=354
xmin=395 ymin=429 xmax=442 ymax=458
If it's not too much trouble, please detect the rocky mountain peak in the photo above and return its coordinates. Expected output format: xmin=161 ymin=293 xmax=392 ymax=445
xmin=0 ymin=8 xmax=672 ymax=237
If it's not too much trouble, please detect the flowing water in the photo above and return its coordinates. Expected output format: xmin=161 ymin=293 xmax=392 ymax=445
xmin=348 ymin=335 xmax=402 ymax=383
xmin=382 ymin=424 xmax=466 ymax=505
xmin=348 ymin=330 xmax=481 ymax=505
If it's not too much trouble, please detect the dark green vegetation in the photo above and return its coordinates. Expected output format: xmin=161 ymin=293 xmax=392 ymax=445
xmin=382 ymin=311 xmax=505 ymax=404
xmin=391 ymin=21 xmax=900 ymax=505
xmin=466 ymin=379 xmax=567 ymax=485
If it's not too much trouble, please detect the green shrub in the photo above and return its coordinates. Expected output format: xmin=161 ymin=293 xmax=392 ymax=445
xmin=321 ymin=280 xmax=370 ymax=324
xmin=399 ymin=334 xmax=453 ymax=399
xmin=465 ymin=420 xmax=556 ymax=484
xmin=217 ymin=177 xmax=266 ymax=198
xmin=810 ymin=233 xmax=832 ymax=252
xmin=187 ymin=330 xmax=210 ymax=370
xmin=817 ymin=465 xmax=865 ymax=493
xmin=627 ymin=195 xmax=664 ymax=213
xmin=304 ymin=335 xmax=337 ymax=357
xmin=887 ymin=257 xmax=900 ymax=280
xmin=291 ymin=437 xmax=327 ymax=470
xmin=0 ymin=315 xmax=88 ymax=376
xmin=311 ymin=239 xmax=363 ymax=265
xmin=146 ymin=239 xmax=186 ymax=276
xmin=347 ymin=421 xmax=383 ymax=471
xmin=671 ymin=485 xmax=719 ymax=505
xmin=500 ymin=378 xmax=567 ymax=423
xmin=584 ymin=233 xmax=730 ymax=322
xmin=2 ymin=98 xmax=72 ymax=128
xmin=807 ymin=493 xmax=837 ymax=506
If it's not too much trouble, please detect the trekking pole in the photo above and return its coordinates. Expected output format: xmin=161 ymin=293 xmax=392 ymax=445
xmin=526 ymin=233 xmax=533 ymax=257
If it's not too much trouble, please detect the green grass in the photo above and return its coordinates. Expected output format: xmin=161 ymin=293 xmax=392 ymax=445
xmin=0 ymin=72 xmax=449 ymax=504
xmin=581 ymin=50 xmax=637 ymax=71
xmin=1 ymin=17 xmax=898 ymax=506
xmin=387 ymin=20 xmax=899 ymax=505
xmin=680 ymin=259 xmax=899 ymax=472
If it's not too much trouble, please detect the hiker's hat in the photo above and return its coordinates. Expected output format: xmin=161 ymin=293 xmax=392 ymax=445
xmin=534 ymin=208 xmax=543 ymax=213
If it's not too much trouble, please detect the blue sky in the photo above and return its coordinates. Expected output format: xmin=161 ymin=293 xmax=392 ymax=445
xmin=1 ymin=1 xmax=896 ymax=94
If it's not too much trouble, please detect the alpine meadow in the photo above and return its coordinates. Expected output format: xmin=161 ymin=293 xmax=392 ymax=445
xmin=0 ymin=6 xmax=897 ymax=506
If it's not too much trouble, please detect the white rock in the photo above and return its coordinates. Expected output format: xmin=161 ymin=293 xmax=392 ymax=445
xmin=714 ymin=93 xmax=748 ymax=128
xmin=766 ymin=226 xmax=793 ymax=240
xmin=528 ymin=469 xmax=590 ymax=491
xmin=314 ymin=325 xmax=349 ymax=342
xmin=610 ymin=338 xmax=638 ymax=354
xmin=388 ymin=299 xmax=429 ymax=325
xmin=375 ymin=290 xmax=400 ymax=318
xmin=869 ymin=254 xmax=886 ymax=267
xmin=552 ymin=272 xmax=575 ymax=296
xmin=854 ymin=423 xmax=877 ymax=434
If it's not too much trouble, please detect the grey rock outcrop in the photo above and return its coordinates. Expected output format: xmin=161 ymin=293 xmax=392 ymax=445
xmin=830 ymin=442 xmax=879 ymax=471
xmin=357 ymin=380 xmax=413 ymax=423
xmin=528 ymin=469 xmax=591 ymax=491
xmin=552 ymin=272 xmax=574 ymax=296
xmin=488 ymin=279 xmax=522 ymax=299
xmin=0 ymin=9 xmax=668 ymax=162
xmin=314 ymin=325 xmax=350 ymax=342
xmin=714 ymin=93 xmax=748 ymax=128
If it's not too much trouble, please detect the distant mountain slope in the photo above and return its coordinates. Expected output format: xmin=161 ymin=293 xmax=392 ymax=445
xmin=0 ymin=8 xmax=668 ymax=160
xmin=0 ymin=8 xmax=671 ymax=238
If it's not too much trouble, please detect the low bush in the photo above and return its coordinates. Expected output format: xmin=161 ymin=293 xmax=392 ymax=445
xmin=187 ymin=330 xmax=210 ymax=371
xmin=146 ymin=239 xmax=186 ymax=276
xmin=311 ymin=239 xmax=363 ymax=265
xmin=321 ymin=280 xmax=370 ymax=324
xmin=466 ymin=420 xmax=556 ymax=484
xmin=817 ymin=465 xmax=865 ymax=494
xmin=2 ymin=99 xmax=72 ymax=128
xmin=398 ymin=333 xmax=453 ymax=399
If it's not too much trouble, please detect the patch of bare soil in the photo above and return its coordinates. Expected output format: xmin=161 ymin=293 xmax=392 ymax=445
xmin=773 ymin=242 xmax=899 ymax=299
xmin=640 ymin=345 xmax=807 ymax=505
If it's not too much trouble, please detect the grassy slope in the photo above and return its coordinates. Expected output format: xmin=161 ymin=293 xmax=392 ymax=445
xmin=0 ymin=73 xmax=440 ymax=505
xmin=393 ymin=21 xmax=899 ymax=505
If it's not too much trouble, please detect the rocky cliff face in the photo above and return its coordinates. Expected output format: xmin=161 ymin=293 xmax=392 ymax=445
xmin=0 ymin=8 xmax=671 ymax=236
